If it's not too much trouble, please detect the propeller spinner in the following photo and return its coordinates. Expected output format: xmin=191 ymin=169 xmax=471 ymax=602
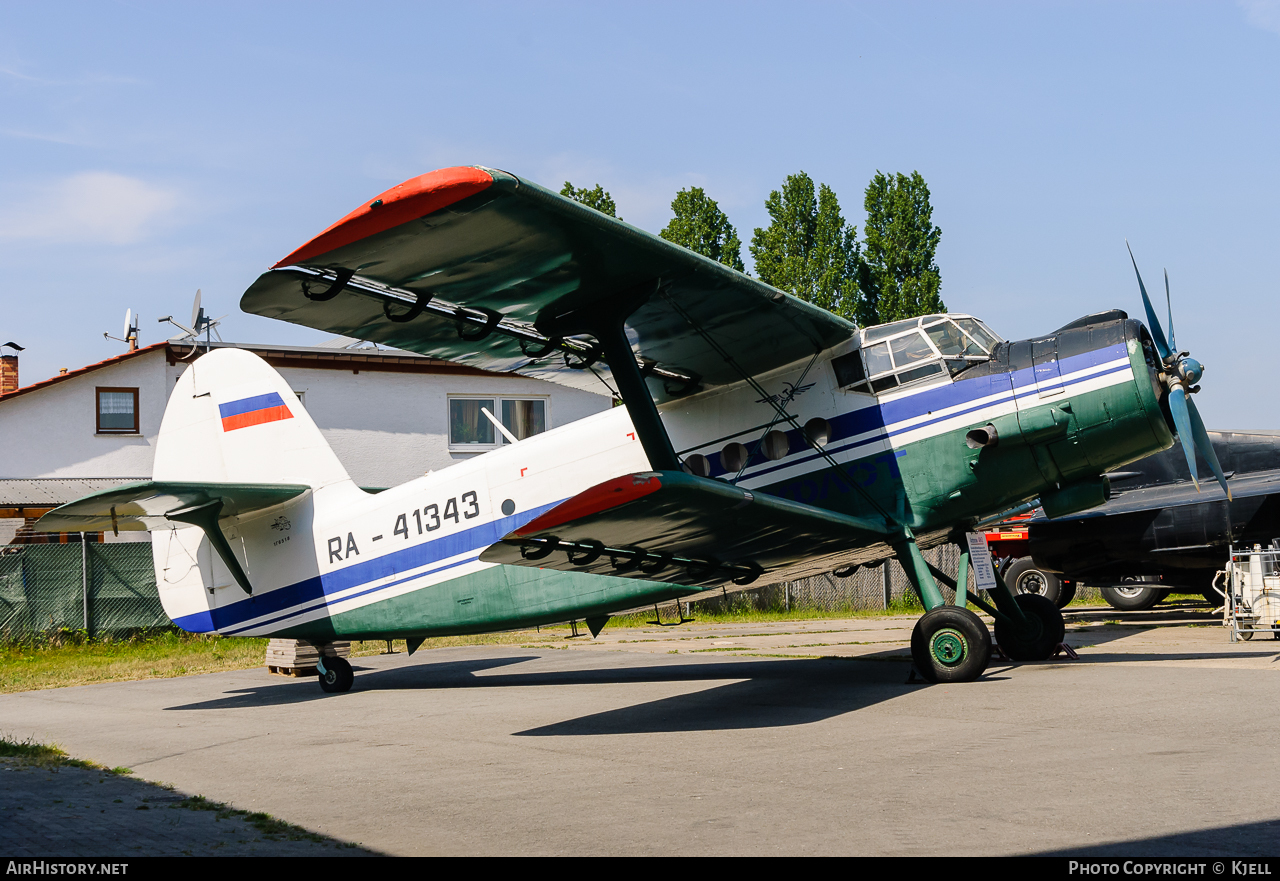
xmin=1127 ymin=243 xmax=1231 ymax=500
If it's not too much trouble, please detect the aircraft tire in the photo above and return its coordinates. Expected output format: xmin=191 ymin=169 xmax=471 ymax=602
xmin=1099 ymin=584 xmax=1161 ymax=611
xmin=993 ymin=594 xmax=1065 ymax=662
xmin=910 ymin=607 xmax=992 ymax=683
xmin=318 ymin=656 xmax=354 ymax=693
xmin=1004 ymin=557 xmax=1064 ymax=606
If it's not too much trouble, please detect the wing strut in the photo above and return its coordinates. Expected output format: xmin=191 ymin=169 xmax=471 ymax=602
xmin=536 ymin=280 xmax=682 ymax=472
xmin=659 ymin=290 xmax=903 ymax=533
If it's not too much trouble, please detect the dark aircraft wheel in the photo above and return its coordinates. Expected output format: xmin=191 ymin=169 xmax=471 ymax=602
xmin=1099 ymin=584 xmax=1161 ymax=611
xmin=1004 ymin=557 xmax=1064 ymax=607
xmin=993 ymin=594 xmax=1065 ymax=662
xmin=318 ymin=656 xmax=354 ymax=694
xmin=910 ymin=607 xmax=992 ymax=683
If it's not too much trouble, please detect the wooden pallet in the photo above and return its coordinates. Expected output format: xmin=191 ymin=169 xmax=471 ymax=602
xmin=265 ymin=639 xmax=350 ymax=676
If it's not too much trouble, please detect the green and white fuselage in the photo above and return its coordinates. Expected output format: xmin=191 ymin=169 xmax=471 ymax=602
xmin=112 ymin=309 xmax=1169 ymax=644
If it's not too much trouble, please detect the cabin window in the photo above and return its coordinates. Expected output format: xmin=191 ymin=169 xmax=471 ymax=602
xmin=449 ymin=396 xmax=548 ymax=450
xmin=96 ymin=388 xmax=139 ymax=434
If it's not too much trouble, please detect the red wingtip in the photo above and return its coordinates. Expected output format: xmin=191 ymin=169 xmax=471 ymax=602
xmin=514 ymin=473 xmax=663 ymax=537
xmin=274 ymin=166 xmax=494 ymax=268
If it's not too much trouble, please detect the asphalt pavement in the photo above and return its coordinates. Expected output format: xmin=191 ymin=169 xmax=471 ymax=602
xmin=2 ymin=604 xmax=1278 ymax=857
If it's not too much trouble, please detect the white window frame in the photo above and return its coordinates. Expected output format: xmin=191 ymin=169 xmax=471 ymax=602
xmin=447 ymin=394 xmax=551 ymax=452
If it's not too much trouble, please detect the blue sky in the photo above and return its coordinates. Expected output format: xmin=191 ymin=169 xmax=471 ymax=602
xmin=2 ymin=1 xmax=1277 ymax=427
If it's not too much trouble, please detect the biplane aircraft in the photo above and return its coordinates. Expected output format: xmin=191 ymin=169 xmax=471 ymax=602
xmin=37 ymin=166 xmax=1229 ymax=689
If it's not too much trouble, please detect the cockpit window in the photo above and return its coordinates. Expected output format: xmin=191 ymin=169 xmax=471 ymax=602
xmin=832 ymin=313 xmax=1002 ymax=395
xmin=953 ymin=317 xmax=1001 ymax=352
xmin=890 ymin=331 xmax=935 ymax=366
xmin=863 ymin=317 xmax=923 ymax=342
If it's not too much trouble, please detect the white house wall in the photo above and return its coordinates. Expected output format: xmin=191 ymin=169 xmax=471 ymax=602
xmin=0 ymin=350 xmax=165 ymax=479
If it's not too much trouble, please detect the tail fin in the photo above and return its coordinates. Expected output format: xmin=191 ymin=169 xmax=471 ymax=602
xmin=153 ymin=348 xmax=350 ymax=488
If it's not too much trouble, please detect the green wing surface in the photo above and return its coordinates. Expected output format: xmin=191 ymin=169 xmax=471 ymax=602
xmin=240 ymin=166 xmax=854 ymax=401
xmin=480 ymin=471 xmax=896 ymax=587
xmin=35 ymin=481 xmax=310 ymax=533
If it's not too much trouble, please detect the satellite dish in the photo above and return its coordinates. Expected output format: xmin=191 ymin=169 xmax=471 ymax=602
xmin=190 ymin=289 xmax=204 ymax=333
xmin=123 ymin=309 xmax=133 ymax=342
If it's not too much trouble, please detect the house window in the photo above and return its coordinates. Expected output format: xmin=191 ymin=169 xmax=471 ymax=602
xmin=96 ymin=388 xmax=139 ymax=434
xmin=449 ymin=396 xmax=548 ymax=450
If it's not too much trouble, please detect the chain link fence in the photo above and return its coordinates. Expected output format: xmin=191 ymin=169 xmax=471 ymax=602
xmin=0 ymin=543 xmax=166 ymax=641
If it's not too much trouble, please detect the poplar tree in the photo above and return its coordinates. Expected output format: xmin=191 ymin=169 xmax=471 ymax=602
xmin=748 ymin=172 xmax=861 ymax=321
xmin=560 ymin=182 xmax=620 ymax=220
xmin=858 ymin=171 xmax=944 ymax=324
xmin=659 ymin=187 xmax=745 ymax=272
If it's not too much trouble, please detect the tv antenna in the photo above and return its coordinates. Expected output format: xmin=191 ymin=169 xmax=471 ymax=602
xmin=159 ymin=290 xmax=225 ymax=359
xmin=103 ymin=309 xmax=140 ymax=351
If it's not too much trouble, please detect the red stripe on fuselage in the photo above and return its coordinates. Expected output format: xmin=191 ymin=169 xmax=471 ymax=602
xmin=514 ymin=473 xmax=663 ymax=537
xmin=274 ymin=166 xmax=495 ymax=268
xmin=221 ymin=405 xmax=293 ymax=432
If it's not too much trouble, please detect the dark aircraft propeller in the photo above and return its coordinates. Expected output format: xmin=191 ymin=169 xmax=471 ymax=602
xmin=1127 ymin=242 xmax=1231 ymax=500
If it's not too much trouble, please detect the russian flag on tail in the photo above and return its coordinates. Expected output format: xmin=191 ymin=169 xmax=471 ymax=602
xmin=220 ymin=392 xmax=294 ymax=432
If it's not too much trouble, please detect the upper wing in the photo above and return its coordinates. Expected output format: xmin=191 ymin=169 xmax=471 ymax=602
xmin=240 ymin=167 xmax=854 ymax=401
xmin=479 ymin=470 xmax=896 ymax=588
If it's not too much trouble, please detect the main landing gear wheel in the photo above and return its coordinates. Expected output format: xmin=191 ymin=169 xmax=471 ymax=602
xmin=910 ymin=607 xmax=992 ymax=683
xmin=318 ymin=656 xmax=354 ymax=693
xmin=994 ymin=593 xmax=1066 ymax=661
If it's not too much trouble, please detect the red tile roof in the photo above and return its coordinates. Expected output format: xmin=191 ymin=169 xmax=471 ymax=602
xmin=0 ymin=342 xmax=168 ymax=404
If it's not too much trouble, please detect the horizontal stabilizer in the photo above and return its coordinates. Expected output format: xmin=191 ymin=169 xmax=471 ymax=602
xmin=35 ymin=481 xmax=309 ymax=534
xmin=480 ymin=471 xmax=895 ymax=588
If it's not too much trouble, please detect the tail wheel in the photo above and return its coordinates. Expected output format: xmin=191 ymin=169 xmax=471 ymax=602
xmin=318 ymin=656 xmax=354 ymax=693
xmin=910 ymin=607 xmax=992 ymax=683
xmin=1004 ymin=557 xmax=1064 ymax=606
xmin=993 ymin=593 xmax=1065 ymax=661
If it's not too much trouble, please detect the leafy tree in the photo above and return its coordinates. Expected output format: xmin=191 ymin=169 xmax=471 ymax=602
xmin=560 ymin=182 xmax=620 ymax=220
xmin=858 ymin=171 xmax=944 ymax=325
xmin=659 ymin=187 xmax=745 ymax=272
xmin=748 ymin=172 xmax=861 ymax=320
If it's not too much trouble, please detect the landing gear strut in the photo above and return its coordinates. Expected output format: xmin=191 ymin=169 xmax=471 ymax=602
xmin=897 ymin=530 xmax=1067 ymax=681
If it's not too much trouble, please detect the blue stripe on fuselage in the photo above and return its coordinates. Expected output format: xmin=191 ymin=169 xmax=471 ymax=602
xmin=171 ymin=500 xmax=562 ymax=633
xmin=706 ymin=341 xmax=1130 ymax=481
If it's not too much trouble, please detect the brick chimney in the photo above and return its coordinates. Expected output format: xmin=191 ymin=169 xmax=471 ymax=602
xmin=0 ymin=354 xmax=16 ymax=396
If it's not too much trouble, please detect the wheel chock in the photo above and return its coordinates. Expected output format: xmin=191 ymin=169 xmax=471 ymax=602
xmin=1051 ymin=642 xmax=1079 ymax=660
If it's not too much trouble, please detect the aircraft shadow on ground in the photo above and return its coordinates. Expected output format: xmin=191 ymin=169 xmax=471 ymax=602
xmin=1033 ymin=817 xmax=1280 ymax=858
xmin=165 ymin=654 xmax=928 ymax=732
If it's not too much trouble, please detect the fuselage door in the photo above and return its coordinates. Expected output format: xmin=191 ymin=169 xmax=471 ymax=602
xmin=1031 ymin=337 xmax=1063 ymax=398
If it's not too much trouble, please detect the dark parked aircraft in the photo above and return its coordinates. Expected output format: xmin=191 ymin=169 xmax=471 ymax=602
xmin=1027 ymin=430 xmax=1280 ymax=609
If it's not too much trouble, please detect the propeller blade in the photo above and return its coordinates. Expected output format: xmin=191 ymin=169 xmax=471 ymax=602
xmin=1166 ymin=385 xmax=1200 ymax=491
xmin=1164 ymin=269 xmax=1176 ymax=353
xmin=1127 ymin=242 xmax=1171 ymax=361
xmin=1185 ymin=396 xmax=1232 ymax=500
